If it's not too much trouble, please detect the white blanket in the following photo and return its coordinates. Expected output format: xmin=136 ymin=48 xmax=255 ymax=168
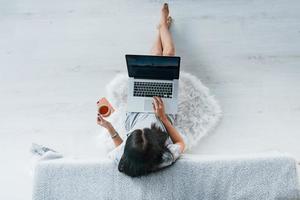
xmin=32 ymin=152 xmax=299 ymax=200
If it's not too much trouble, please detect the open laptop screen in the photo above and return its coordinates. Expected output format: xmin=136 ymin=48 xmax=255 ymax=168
xmin=126 ymin=54 xmax=180 ymax=80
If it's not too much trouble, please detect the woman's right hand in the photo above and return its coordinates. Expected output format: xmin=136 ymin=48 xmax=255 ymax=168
xmin=152 ymin=96 xmax=167 ymax=121
xmin=97 ymin=113 xmax=113 ymax=130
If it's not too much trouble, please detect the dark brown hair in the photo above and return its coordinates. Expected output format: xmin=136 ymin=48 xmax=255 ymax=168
xmin=118 ymin=123 xmax=171 ymax=177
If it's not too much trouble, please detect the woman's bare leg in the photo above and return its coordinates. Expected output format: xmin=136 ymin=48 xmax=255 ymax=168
xmin=159 ymin=3 xmax=175 ymax=56
xmin=151 ymin=3 xmax=175 ymax=56
xmin=150 ymin=30 xmax=163 ymax=56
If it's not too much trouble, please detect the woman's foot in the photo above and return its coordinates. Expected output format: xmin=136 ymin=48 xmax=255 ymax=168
xmin=157 ymin=3 xmax=172 ymax=29
xmin=166 ymin=16 xmax=172 ymax=29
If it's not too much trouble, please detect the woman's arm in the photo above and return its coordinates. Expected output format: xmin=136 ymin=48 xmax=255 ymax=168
xmin=97 ymin=114 xmax=123 ymax=147
xmin=160 ymin=116 xmax=185 ymax=152
xmin=105 ymin=125 xmax=123 ymax=147
xmin=152 ymin=97 xmax=186 ymax=153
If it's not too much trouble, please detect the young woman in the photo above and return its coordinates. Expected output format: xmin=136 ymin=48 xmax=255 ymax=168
xmin=30 ymin=3 xmax=185 ymax=178
xmin=97 ymin=3 xmax=186 ymax=177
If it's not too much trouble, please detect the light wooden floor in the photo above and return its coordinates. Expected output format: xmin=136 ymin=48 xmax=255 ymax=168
xmin=1 ymin=0 xmax=300 ymax=199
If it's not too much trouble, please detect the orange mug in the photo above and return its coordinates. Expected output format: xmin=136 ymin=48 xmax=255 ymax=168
xmin=97 ymin=97 xmax=114 ymax=117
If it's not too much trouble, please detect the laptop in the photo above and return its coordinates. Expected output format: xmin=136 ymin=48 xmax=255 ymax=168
xmin=125 ymin=54 xmax=180 ymax=114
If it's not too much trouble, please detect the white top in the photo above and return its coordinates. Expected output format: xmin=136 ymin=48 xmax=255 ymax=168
xmin=108 ymin=112 xmax=182 ymax=168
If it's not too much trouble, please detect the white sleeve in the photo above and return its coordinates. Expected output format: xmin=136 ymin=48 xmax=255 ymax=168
xmin=166 ymin=143 xmax=182 ymax=162
xmin=157 ymin=151 xmax=173 ymax=168
xmin=107 ymin=142 xmax=125 ymax=165
xmin=157 ymin=143 xmax=182 ymax=169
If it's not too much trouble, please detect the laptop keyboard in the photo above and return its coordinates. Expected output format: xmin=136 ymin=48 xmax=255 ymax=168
xmin=133 ymin=81 xmax=173 ymax=98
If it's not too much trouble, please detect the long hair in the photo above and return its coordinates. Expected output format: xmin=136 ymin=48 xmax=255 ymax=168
xmin=118 ymin=123 xmax=171 ymax=177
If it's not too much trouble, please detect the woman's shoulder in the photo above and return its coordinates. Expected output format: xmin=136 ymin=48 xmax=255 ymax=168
xmin=157 ymin=151 xmax=174 ymax=168
xmin=165 ymin=142 xmax=182 ymax=161
xmin=157 ymin=142 xmax=182 ymax=169
xmin=107 ymin=141 xmax=126 ymax=165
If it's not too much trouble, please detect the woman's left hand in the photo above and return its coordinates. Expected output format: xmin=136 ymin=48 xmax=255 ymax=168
xmin=97 ymin=114 xmax=113 ymax=130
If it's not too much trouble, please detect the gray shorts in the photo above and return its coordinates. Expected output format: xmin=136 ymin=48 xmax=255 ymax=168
xmin=125 ymin=112 xmax=177 ymax=133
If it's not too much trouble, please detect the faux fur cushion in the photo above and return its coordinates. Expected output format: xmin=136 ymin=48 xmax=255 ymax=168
xmin=99 ymin=71 xmax=222 ymax=151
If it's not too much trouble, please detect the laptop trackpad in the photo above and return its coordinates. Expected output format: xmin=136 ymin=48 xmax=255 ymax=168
xmin=144 ymin=99 xmax=153 ymax=111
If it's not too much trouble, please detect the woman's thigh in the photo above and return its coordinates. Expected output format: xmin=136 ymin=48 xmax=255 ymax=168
xmin=125 ymin=112 xmax=177 ymax=131
xmin=125 ymin=112 xmax=139 ymax=132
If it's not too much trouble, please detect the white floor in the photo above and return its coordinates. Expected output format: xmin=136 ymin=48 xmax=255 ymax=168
xmin=1 ymin=0 xmax=300 ymax=199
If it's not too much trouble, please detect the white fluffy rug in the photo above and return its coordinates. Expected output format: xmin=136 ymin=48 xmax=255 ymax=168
xmin=100 ymin=71 xmax=222 ymax=152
